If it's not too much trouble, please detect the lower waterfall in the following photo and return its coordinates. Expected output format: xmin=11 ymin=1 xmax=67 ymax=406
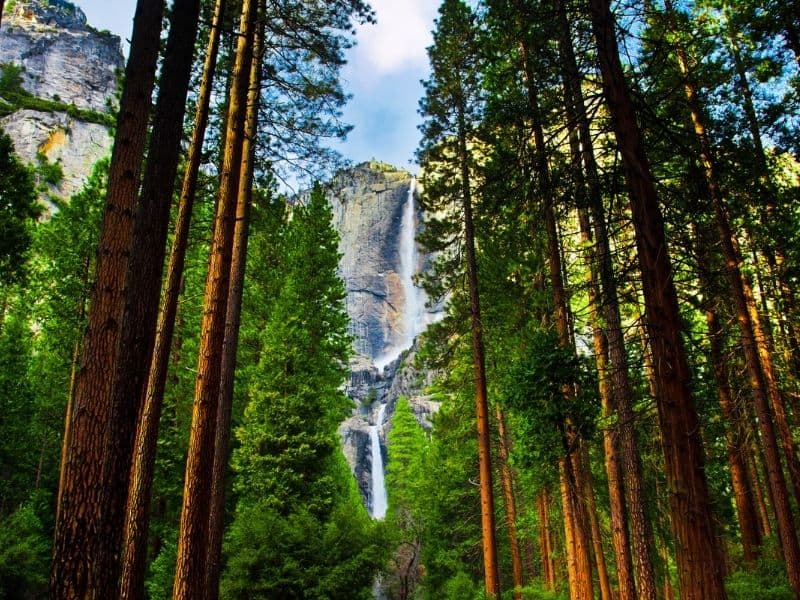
xmin=369 ymin=403 xmax=388 ymax=519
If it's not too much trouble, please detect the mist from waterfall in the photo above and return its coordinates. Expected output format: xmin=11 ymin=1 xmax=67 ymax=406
xmin=369 ymin=403 xmax=388 ymax=519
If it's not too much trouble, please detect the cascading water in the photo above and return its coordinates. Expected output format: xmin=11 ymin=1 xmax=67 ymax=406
xmin=374 ymin=179 xmax=429 ymax=370
xmin=369 ymin=403 xmax=388 ymax=519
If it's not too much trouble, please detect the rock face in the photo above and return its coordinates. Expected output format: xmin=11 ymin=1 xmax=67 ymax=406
xmin=326 ymin=162 xmax=442 ymax=508
xmin=0 ymin=0 xmax=123 ymax=199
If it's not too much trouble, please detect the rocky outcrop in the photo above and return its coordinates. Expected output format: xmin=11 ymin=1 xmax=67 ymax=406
xmin=1 ymin=0 xmax=122 ymax=112
xmin=0 ymin=0 xmax=122 ymax=200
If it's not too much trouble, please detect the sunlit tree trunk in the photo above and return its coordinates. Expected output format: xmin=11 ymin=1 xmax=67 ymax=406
xmin=586 ymin=0 xmax=726 ymax=596
xmin=51 ymin=1 xmax=165 ymax=596
xmin=205 ymin=12 xmax=263 ymax=598
xmin=692 ymin=223 xmax=762 ymax=562
xmin=119 ymin=2 xmax=226 ymax=598
xmin=172 ymin=0 xmax=257 ymax=596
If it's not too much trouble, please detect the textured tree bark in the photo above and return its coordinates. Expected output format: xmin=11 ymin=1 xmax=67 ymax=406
xmin=456 ymin=95 xmax=501 ymax=599
xmin=661 ymin=3 xmax=800 ymax=589
xmin=172 ymin=0 xmax=256 ymax=596
xmin=513 ymin=19 xmax=594 ymax=596
xmin=496 ymin=406 xmax=524 ymax=599
xmin=50 ymin=1 xmax=165 ymax=597
xmin=94 ymin=0 xmax=202 ymax=595
xmin=119 ymin=2 xmax=225 ymax=598
xmin=205 ymin=13 xmax=263 ymax=599
xmin=586 ymin=0 xmax=726 ymax=596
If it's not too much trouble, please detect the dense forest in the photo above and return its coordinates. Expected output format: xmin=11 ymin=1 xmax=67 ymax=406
xmin=0 ymin=0 xmax=799 ymax=598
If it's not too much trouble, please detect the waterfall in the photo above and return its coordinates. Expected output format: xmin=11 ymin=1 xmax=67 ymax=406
xmin=374 ymin=178 xmax=428 ymax=369
xmin=369 ymin=403 xmax=388 ymax=519
xmin=398 ymin=178 xmax=427 ymax=348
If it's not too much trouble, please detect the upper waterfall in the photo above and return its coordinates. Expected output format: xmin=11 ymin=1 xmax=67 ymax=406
xmin=374 ymin=178 xmax=429 ymax=369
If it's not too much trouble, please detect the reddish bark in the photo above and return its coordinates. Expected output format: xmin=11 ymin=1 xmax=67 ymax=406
xmin=587 ymin=0 xmax=726 ymax=596
xmin=51 ymin=1 xmax=165 ymax=596
xmin=172 ymin=0 xmax=257 ymax=596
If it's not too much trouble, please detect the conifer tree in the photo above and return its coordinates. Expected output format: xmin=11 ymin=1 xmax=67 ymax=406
xmin=417 ymin=1 xmax=501 ymax=595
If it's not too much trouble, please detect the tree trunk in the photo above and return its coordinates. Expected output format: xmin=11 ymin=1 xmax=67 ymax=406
xmin=512 ymin=18 xmax=594 ymax=596
xmin=205 ymin=14 xmax=263 ymax=599
xmin=577 ymin=445 xmax=613 ymax=600
xmin=496 ymin=406 xmax=524 ymax=600
xmin=56 ymin=255 xmax=91 ymax=525
xmin=94 ymin=0 xmax=201 ymax=594
xmin=456 ymin=94 xmax=501 ymax=599
xmin=50 ymin=1 xmax=165 ymax=596
xmin=557 ymin=2 xmax=657 ymax=594
xmin=119 ymin=2 xmax=225 ymax=597
xmin=586 ymin=0 xmax=726 ymax=596
xmin=172 ymin=0 xmax=257 ymax=596
xmin=692 ymin=225 xmax=762 ymax=562
xmin=662 ymin=3 xmax=800 ymax=589
xmin=538 ymin=489 xmax=556 ymax=590
xmin=576 ymin=154 xmax=637 ymax=600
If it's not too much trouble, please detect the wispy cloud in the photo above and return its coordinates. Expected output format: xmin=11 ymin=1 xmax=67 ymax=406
xmin=353 ymin=0 xmax=438 ymax=75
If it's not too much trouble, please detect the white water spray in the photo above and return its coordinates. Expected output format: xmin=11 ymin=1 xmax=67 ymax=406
xmin=369 ymin=403 xmax=388 ymax=519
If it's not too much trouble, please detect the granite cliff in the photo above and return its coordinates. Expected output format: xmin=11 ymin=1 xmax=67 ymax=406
xmin=0 ymin=0 xmax=123 ymax=200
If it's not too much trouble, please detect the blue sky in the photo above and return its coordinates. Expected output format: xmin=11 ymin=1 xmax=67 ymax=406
xmin=75 ymin=0 xmax=439 ymax=174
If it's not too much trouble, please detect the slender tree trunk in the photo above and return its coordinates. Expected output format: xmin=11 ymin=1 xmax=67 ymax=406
xmin=205 ymin=14 xmax=263 ymax=599
xmin=556 ymin=3 xmax=657 ymax=595
xmin=577 ymin=445 xmax=613 ymax=600
xmin=512 ymin=17 xmax=594 ymax=596
xmin=496 ymin=406 xmax=524 ymax=600
xmin=726 ymin=23 xmax=800 ymax=370
xmin=93 ymin=0 xmax=202 ymax=595
xmin=455 ymin=95 xmax=501 ymax=599
xmin=586 ymin=0 xmax=726 ymax=596
xmin=538 ymin=490 xmax=556 ymax=590
xmin=172 ymin=0 xmax=257 ymax=596
xmin=692 ymin=225 xmax=762 ymax=562
xmin=747 ymin=444 xmax=772 ymax=539
xmin=56 ymin=255 xmax=91 ymax=525
xmin=119 ymin=2 xmax=225 ymax=597
xmin=661 ymin=4 xmax=800 ymax=590
xmin=50 ymin=1 xmax=165 ymax=596
xmin=577 ymin=166 xmax=637 ymax=600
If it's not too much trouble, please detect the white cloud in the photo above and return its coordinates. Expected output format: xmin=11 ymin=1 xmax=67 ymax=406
xmin=353 ymin=0 xmax=439 ymax=75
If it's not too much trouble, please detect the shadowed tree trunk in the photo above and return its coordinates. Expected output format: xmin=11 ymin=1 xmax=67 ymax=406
xmin=586 ymin=0 xmax=726 ymax=596
xmin=119 ymin=1 xmax=226 ymax=597
xmin=95 ymin=0 xmax=202 ymax=594
xmin=205 ymin=12 xmax=263 ymax=598
xmin=172 ymin=0 xmax=257 ymax=596
xmin=51 ymin=1 xmax=165 ymax=596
